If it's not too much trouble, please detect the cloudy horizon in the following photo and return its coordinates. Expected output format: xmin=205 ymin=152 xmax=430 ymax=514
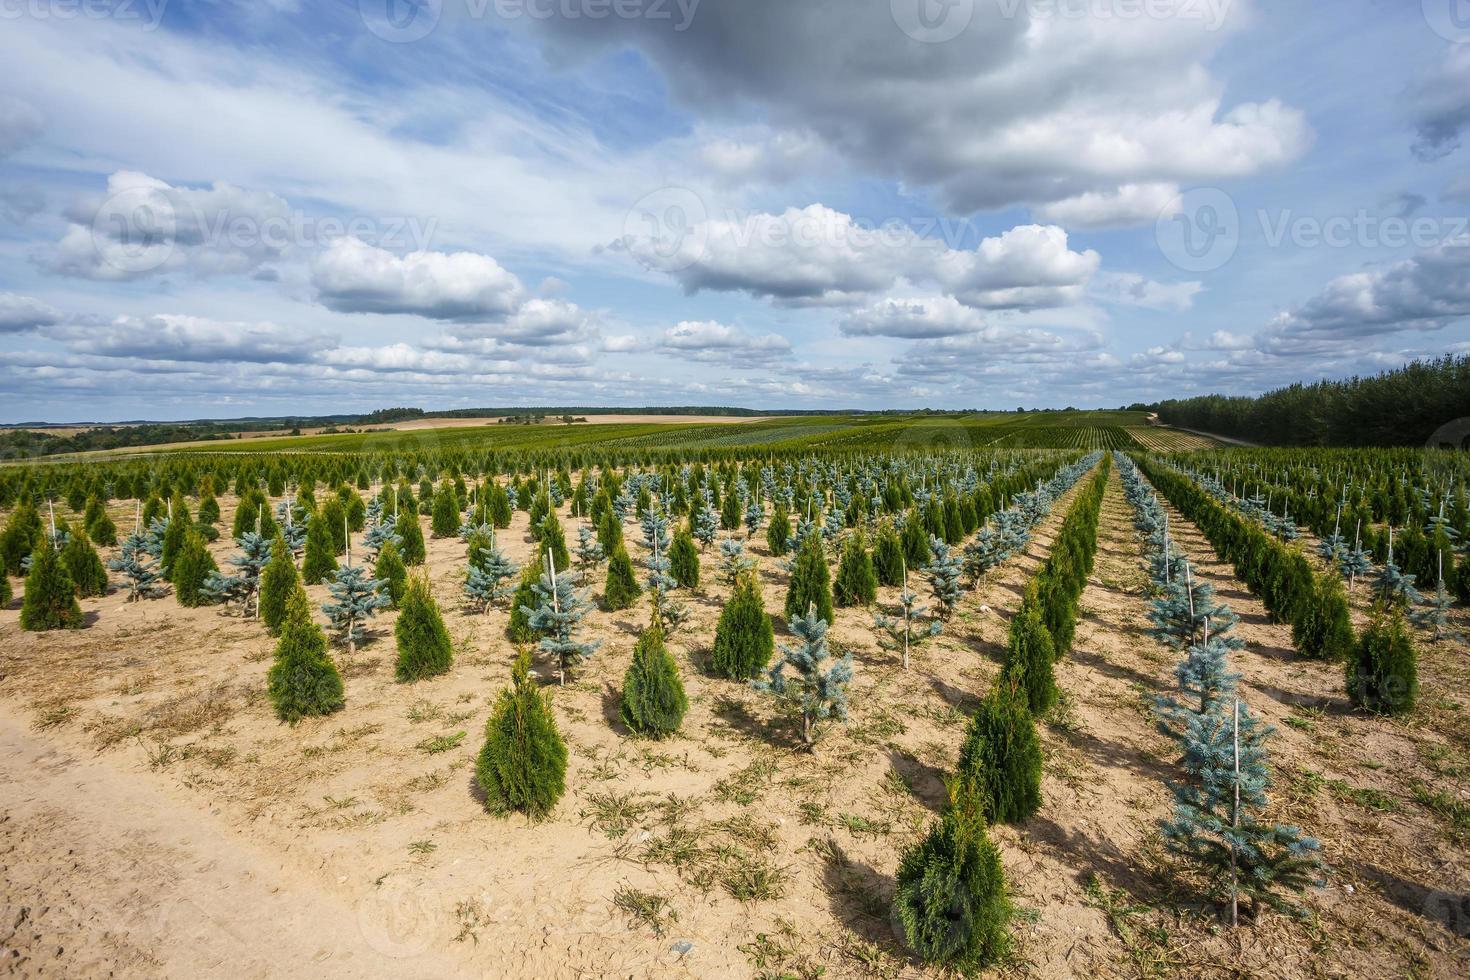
xmin=1 ymin=0 xmax=1468 ymax=423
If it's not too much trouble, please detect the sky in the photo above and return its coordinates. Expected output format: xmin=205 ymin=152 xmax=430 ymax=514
xmin=0 ymin=0 xmax=1468 ymax=422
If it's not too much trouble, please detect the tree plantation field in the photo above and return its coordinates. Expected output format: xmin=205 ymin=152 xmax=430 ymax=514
xmin=35 ymin=410 xmax=1223 ymax=460
xmin=1 ymin=434 xmax=1468 ymax=979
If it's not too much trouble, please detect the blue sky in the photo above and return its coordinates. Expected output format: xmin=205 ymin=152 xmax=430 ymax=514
xmin=1 ymin=0 xmax=1467 ymax=421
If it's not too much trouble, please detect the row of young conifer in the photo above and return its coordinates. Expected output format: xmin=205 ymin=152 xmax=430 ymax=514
xmin=1117 ymin=452 xmax=1324 ymax=924
xmin=893 ymin=453 xmax=1109 ymax=972
xmin=1134 ymin=455 xmax=1419 ymax=715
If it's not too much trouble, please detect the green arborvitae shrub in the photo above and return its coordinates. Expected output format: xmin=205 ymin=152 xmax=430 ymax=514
xmin=476 ymin=650 xmax=568 ymax=819
xmin=1038 ymin=571 xmax=1078 ymax=659
xmin=159 ymin=509 xmax=188 ymax=580
xmin=87 ymin=510 xmax=118 ymax=548
xmin=374 ymin=539 xmax=408 ymax=607
xmin=172 ymin=529 xmax=219 ymax=607
xmin=488 ymin=483 xmax=513 ymax=528
xmin=1 ymin=502 xmax=41 ymax=577
xmin=318 ymin=497 xmax=347 ymax=554
xmin=538 ymin=510 xmax=570 ymax=571
xmin=20 ymin=545 xmax=83 ymax=631
xmin=784 ymin=532 xmax=834 ymax=624
xmin=712 ymin=574 xmax=774 ymax=679
xmin=259 ymin=532 xmax=299 ymax=630
xmin=1347 ymin=607 xmax=1417 ymax=715
xmin=61 ymin=525 xmax=108 ymax=598
xmin=834 ymin=531 xmax=878 ymax=607
xmin=198 ymin=495 xmax=221 ymax=526
xmin=766 ymin=505 xmax=791 ymax=557
xmin=1292 ymin=571 xmax=1355 ymax=661
xmin=604 ymin=544 xmax=641 ymax=610
xmin=1 ymin=573 xmax=11 ymax=607
xmin=395 ymin=575 xmax=454 ymax=682
xmin=956 ymin=683 xmax=1042 ymax=824
xmin=397 ymin=512 xmax=427 ymax=565
xmin=894 ymin=790 xmax=1012 ymax=971
xmin=430 ymin=485 xmax=459 ymax=538
xmin=84 ymin=496 xmax=118 ymax=546
xmin=301 ymin=510 xmax=339 ymax=584
xmin=267 ymin=586 xmax=345 ymax=722
xmin=621 ymin=624 xmax=688 ymax=737
xmin=901 ymin=516 xmax=931 ymax=570
xmin=507 ymin=565 xmax=540 ymax=642
xmin=1003 ymin=582 xmax=1058 ymax=715
xmin=597 ymin=508 xmax=624 ymax=554
xmin=872 ymin=524 xmax=904 ymax=587
xmin=669 ymin=525 xmax=700 ymax=589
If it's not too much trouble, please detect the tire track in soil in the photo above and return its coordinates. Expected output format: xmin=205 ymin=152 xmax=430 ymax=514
xmin=0 ymin=707 xmax=469 ymax=980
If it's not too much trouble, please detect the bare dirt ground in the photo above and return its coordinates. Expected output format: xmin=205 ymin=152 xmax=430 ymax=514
xmin=1 ymin=469 xmax=1467 ymax=978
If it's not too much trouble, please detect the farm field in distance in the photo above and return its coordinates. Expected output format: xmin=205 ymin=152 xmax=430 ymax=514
xmin=39 ymin=410 xmax=1223 ymax=458
xmin=1 ymin=417 xmax=1466 ymax=978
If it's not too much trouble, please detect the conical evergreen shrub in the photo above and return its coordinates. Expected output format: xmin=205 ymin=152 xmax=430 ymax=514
xmin=0 ymin=573 xmax=10 ymax=608
xmin=784 ymin=532 xmax=834 ymax=624
xmin=712 ymin=574 xmax=774 ymax=679
xmin=766 ymin=505 xmax=791 ymax=556
xmin=1347 ymin=607 xmax=1417 ymax=715
xmin=538 ymin=510 xmax=570 ymax=570
xmin=956 ymin=682 xmax=1042 ymax=824
xmin=301 ymin=511 xmax=338 ymax=584
xmin=267 ymin=586 xmax=345 ymax=722
xmin=476 ymin=650 xmax=567 ymax=819
xmin=1292 ymin=571 xmax=1354 ymax=661
xmin=20 ymin=545 xmax=83 ymax=631
xmin=901 ymin=516 xmax=931 ymax=569
xmin=430 ymin=485 xmax=459 ymax=538
xmin=397 ymin=512 xmax=427 ymax=565
xmin=1038 ymin=570 xmax=1078 ymax=659
xmin=374 ymin=539 xmax=408 ymax=607
xmin=834 ymin=532 xmax=878 ymax=607
xmin=86 ymin=506 xmax=117 ymax=547
xmin=507 ymin=564 xmax=540 ymax=643
xmin=159 ymin=510 xmax=188 ymax=580
xmin=669 ymin=525 xmax=700 ymax=589
xmin=0 ymin=501 xmax=40 ymax=577
xmin=395 ymin=575 xmax=454 ymax=681
xmin=172 ymin=529 xmax=219 ymax=607
xmin=61 ymin=525 xmax=108 ymax=598
xmin=621 ymin=624 xmax=688 ymax=737
xmin=872 ymin=524 xmax=904 ymax=587
xmin=894 ymin=788 xmax=1011 ymax=971
xmin=604 ymin=544 xmax=641 ymax=610
xmin=1003 ymin=582 xmax=1057 ymax=714
xmin=259 ymin=533 xmax=299 ymax=630
xmin=593 ymin=508 xmax=620 ymax=553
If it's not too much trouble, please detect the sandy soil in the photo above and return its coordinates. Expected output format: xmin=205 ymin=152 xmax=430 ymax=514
xmin=1 ymin=469 xmax=1467 ymax=978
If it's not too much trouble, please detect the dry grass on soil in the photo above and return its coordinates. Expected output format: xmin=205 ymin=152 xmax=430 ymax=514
xmin=1 ymin=473 xmax=1467 ymax=978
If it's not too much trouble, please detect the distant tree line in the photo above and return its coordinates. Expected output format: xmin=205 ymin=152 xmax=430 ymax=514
xmin=1154 ymin=354 xmax=1470 ymax=447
